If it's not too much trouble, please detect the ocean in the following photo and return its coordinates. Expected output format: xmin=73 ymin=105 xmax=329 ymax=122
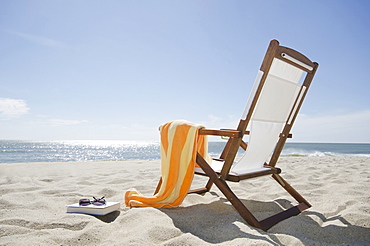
xmin=0 ymin=140 xmax=369 ymax=163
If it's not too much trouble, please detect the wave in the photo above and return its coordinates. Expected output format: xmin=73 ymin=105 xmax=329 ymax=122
xmin=281 ymin=148 xmax=370 ymax=157
xmin=1 ymin=141 xmax=369 ymax=163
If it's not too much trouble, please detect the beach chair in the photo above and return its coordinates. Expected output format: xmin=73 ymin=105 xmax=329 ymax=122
xmin=189 ymin=39 xmax=319 ymax=231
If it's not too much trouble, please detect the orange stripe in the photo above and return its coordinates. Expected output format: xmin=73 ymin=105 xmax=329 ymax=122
xmin=171 ymin=131 xmax=200 ymax=206
xmin=132 ymin=122 xmax=191 ymax=204
xmin=160 ymin=123 xmax=191 ymax=199
xmin=124 ymin=120 xmax=210 ymax=208
xmin=160 ymin=121 xmax=170 ymax=154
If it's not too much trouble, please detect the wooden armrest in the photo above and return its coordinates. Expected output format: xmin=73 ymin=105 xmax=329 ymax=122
xmin=221 ymin=128 xmax=251 ymax=135
xmin=198 ymin=129 xmax=243 ymax=138
xmin=221 ymin=128 xmax=292 ymax=138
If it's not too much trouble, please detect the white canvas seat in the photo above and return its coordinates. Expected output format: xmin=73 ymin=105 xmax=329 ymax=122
xmin=194 ymin=159 xmax=273 ymax=176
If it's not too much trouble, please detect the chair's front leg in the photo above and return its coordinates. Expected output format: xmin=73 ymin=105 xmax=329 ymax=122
xmin=154 ymin=177 xmax=162 ymax=195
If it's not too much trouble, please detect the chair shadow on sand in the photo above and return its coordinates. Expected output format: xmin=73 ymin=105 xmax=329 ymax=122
xmin=160 ymin=193 xmax=370 ymax=245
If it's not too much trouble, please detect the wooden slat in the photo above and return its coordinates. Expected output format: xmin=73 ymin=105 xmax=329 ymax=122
xmin=188 ymin=187 xmax=208 ymax=194
xmin=258 ymin=203 xmax=309 ymax=231
xmin=240 ymin=140 xmax=248 ymax=150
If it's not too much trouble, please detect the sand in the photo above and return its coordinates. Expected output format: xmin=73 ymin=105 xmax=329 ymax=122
xmin=1 ymin=156 xmax=369 ymax=245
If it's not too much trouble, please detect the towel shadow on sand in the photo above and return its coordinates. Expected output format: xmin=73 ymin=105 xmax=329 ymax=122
xmin=160 ymin=194 xmax=370 ymax=245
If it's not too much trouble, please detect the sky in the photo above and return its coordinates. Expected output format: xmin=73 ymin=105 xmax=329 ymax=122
xmin=1 ymin=0 xmax=370 ymax=143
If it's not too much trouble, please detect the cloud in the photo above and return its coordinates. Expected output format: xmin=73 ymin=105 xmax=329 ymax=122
xmin=202 ymin=114 xmax=239 ymax=128
xmin=48 ymin=119 xmax=88 ymax=127
xmin=207 ymin=114 xmax=222 ymax=123
xmin=0 ymin=98 xmax=30 ymax=119
xmin=293 ymin=110 xmax=370 ymax=143
xmin=8 ymin=31 xmax=65 ymax=49
xmin=202 ymin=110 xmax=370 ymax=143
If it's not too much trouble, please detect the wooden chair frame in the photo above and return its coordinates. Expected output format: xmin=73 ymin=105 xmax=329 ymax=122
xmin=189 ymin=40 xmax=319 ymax=231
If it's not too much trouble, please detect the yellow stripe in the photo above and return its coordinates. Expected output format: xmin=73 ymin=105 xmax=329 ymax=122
xmin=124 ymin=120 xmax=211 ymax=208
xmin=161 ymin=121 xmax=192 ymax=203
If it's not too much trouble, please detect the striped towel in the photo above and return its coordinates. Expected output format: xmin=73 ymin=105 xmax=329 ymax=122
xmin=125 ymin=120 xmax=211 ymax=208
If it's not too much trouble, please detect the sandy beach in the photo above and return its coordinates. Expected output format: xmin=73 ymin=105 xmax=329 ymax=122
xmin=1 ymin=156 xmax=369 ymax=245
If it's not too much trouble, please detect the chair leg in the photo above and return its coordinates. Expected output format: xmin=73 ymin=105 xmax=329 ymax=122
xmin=257 ymin=174 xmax=311 ymax=230
xmin=205 ymin=178 xmax=214 ymax=191
xmin=188 ymin=178 xmax=213 ymax=194
xmin=154 ymin=177 xmax=162 ymax=195
xmin=272 ymin=174 xmax=311 ymax=207
xmin=195 ymin=153 xmax=262 ymax=229
xmin=188 ymin=187 xmax=208 ymax=194
xmin=258 ymin=202 xmax=309 ymax=231
xmin=194 ymin=153 xmax=311 ymax=231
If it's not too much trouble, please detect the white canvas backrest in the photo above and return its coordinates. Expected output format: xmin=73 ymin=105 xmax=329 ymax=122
xmin=232 ymin=58 xmax=305 ymax=174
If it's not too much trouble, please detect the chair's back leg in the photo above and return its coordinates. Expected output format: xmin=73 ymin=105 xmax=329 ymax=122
xmin=188 ymin=178 xmax=213 ymax=195
xmin=196 ymin=153 xmax=262 ymax=229
xmin=272 ymin=174 xmax=311 ymax=207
